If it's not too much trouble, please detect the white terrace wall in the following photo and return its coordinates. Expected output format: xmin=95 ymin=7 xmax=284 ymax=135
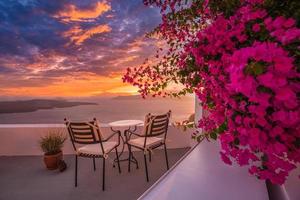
xmin=0 ymin=124 xmax=194 ymax=156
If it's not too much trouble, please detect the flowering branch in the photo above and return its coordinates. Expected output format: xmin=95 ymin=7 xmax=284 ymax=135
xmin=124 ymin=0 xmax=300 ymax=184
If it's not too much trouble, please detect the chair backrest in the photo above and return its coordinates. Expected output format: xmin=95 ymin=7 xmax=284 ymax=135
xmin=143 ymin=110 xmax=171 ymax=138
xmin=64 ymin=118 xmax=104 ymax=151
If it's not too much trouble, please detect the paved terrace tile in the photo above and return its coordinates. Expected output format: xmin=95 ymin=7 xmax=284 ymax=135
xmin=0 ymin=148 xmax=189 ymax=200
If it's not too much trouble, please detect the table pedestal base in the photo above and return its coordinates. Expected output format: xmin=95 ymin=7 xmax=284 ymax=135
xmin=111 ymin=129 xmax=139 ymax=170
xmin=113 ymin=155 xmax=139 ymax=169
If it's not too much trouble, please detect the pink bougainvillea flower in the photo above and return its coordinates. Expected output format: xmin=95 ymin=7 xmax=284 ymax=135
xmin=283 ymin=18 xmax=296 ymax=28
xmin=273 ymin=16 xmax=286 ymax=29
xmin=270 ymin=126 xmax=284 ymax=138
xmin=252 ymin=23 xmax=261 ymax=32
xmin=275 ymin=87 xmax=296 ymax=101
xmin=258 ymin=72 xmax=287 ymax=89
xmin=220 ymin=152 xmax=232 ymax=165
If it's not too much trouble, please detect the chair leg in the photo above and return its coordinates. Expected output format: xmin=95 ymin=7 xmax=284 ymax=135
xmin=115 ymin=147 xmax=121 ymax=173
xmin=128 ymin=145 xmax=132 ymax=172
xmin=75 ymin=155 xmax=78 ymax=187
xmin=149 ymin=151 xmax=152 ymax=162
xmin=164 ymin=143 xmax=169 ymax=170
xmin=93 ymin=157 xmax=96 ymax=171
xmin=143 ymin=154 xmax=149 ymax=182
xmin=102 ymin=158 xmax=105 ymax=191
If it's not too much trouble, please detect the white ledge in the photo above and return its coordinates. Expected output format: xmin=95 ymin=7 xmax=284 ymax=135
xmin=0 ymin=123 xmax=193 ymax=156
xmin=0 ymin=123 xmax=173 ymax=128
xmin=0 ymin=124 xmax=66 ymax=128
xmin=139 ymin=141 xmax=269 ymax=200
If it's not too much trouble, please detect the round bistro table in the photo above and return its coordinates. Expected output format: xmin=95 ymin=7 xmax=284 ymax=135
xmin=109 ymin=120 xmax=144 ymax=169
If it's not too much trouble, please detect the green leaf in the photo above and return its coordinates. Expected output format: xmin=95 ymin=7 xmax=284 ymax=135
xmin=210 ymin=131 xmax=217 ymax=140
xmin=294 ymin=137 xmax=300 ymax=148
xmin=233 ymin=138 xmax=240 ymax=145
xmin=244 ymin=61 xmax=267 ymax=76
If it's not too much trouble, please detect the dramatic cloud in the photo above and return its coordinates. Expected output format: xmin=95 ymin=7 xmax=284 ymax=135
xmin=0 ymin=0 xmax=161 ymax=97
xmin=63 ymin=24 xmax=112 ymax=45
xmin=54 ymin=1 xmax=111 ymax=22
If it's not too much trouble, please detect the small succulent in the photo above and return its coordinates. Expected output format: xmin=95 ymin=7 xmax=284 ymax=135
xmin=39 ymin=130 xmax=67 ymax=155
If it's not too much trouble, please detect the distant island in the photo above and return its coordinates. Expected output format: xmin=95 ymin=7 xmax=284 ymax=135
xmin=0 ymin=99 xmax=98 ymax=114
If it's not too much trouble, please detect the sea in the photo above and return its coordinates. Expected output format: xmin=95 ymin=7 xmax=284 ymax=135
xmin=0 ymin=96 xmax=195 ymax=124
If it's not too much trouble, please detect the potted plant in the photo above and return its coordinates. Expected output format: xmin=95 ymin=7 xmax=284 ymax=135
xmin=39 ymin=130 xmax=67 ymax=170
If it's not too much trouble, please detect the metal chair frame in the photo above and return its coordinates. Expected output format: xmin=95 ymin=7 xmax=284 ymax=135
xmin=65 ymin=118 xmax=121 ymax=191
xmin=127 ymin=111 xmax=171 ymax=182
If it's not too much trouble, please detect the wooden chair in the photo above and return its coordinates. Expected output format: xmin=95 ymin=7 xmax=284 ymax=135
xmin=127 ymin=111 xmax=171 ymax=182
xmin=64 ymin=118 xmax=121 ymax=191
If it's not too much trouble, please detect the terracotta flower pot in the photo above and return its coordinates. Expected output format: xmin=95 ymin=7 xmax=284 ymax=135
xmin=43 ymin=151 xmax=63 ymax=170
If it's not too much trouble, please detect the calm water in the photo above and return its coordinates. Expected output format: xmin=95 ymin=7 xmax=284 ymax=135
xmin=0 ymin=97 xmax=195 ymax=124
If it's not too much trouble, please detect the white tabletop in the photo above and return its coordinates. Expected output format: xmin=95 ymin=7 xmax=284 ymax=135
xmin=108 ymin=120 xmax=144 ymax=127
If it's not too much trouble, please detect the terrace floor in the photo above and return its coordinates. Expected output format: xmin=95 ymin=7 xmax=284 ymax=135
xmin=0 ymin=148 xmax=189 ymax=200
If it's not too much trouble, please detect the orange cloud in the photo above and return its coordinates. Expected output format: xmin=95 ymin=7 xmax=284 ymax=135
xmin=128 ymin=37 xmax=148 ymax=47
xmin=63 ymin=24 xmax=112 ymax=45
xmin=54 ymin=1 xmax=111 ymax=22
xmin=108 ymin=55 xmax=139 ymax=66
xmin=126 ymin=37 xmax=148 ymax=53
xmin=26 ymin=51 xmax=69 ymax=74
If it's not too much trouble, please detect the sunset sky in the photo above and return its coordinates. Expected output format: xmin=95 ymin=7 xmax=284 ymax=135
xmin=0 ymin=0 xmax=162 ymax=98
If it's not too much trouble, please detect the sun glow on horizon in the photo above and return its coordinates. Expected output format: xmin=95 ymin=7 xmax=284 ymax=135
xmin=0 ymin=73 xmax=138 ymax=97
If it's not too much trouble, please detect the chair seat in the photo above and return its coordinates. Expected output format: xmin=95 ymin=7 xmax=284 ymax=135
xmin=77 ymin=141 xmax=117 ymax=156
xmin=128 ymin=137 xmax=164 ymax=149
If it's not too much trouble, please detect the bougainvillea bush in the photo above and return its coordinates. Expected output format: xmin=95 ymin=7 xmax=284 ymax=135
xmin=123 ymin=0 xmax=300 ymax=184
